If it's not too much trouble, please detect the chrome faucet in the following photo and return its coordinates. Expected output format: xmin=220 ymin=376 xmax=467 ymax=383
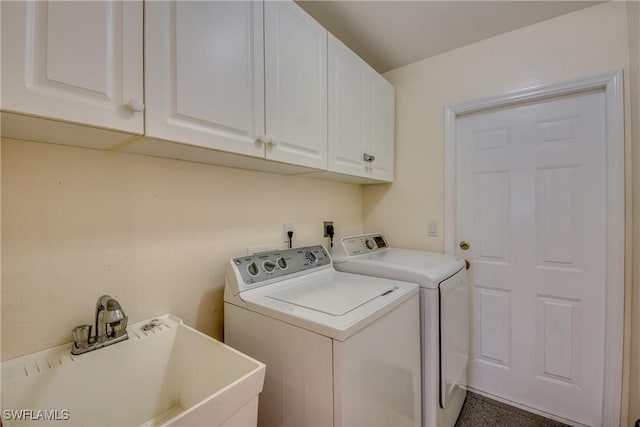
xmin=71 ymin=295 xmax=129 ymax=355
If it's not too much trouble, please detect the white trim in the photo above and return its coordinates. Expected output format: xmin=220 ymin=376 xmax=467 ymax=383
xmin=443 ymin=71 xmax=624 ymax=426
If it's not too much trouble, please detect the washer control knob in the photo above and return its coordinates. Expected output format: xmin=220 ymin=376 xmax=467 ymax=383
xmin=305 ymin=251 xmax=318 ymax=265
xmin=277 ymin=257 xmax=288 ymax=270
xmin=365 ymin=239 xmax=375 ymax=250
xmin=247 ymin=262 xmax=259 ymax=276
xmin=263 ymin=260 xmax=277 ymax=273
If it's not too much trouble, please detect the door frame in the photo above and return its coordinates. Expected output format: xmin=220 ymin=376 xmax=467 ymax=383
xmin=443 ymin=71 xmax=624 ymax=426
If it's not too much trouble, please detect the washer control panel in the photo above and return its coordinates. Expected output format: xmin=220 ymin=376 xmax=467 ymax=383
xmin=232 ymin=245 xmax=331 ymax=286
xmin=339 ymin=234 xmax=389 ymax=256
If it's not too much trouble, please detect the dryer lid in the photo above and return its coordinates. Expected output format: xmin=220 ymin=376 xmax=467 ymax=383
xmin=335 ymin=248 xmax=465 ymax=289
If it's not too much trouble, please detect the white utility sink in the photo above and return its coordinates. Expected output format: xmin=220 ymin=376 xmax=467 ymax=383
xmin=1 ymin=315 xmax=265 ymax=426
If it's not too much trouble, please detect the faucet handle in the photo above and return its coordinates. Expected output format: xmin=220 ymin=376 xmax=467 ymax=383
xmin=72 ymin=324 xmax=92 ymax=350
xmin=111 ymin=316 xmax=128 ymax=338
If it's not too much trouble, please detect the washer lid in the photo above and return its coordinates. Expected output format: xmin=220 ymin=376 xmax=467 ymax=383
xmin=237 ymin=269 xmax=418 ymax=341
xmin=268 ymin=279 xmax=394 ymax=316
xmin=334 ymin=248 xmax=465 ymax=289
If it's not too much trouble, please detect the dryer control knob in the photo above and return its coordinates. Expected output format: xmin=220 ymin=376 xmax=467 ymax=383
xmin=305 ymin=251 xmax=318 ymax=265
xmin=365 ymin=239 xmax=375 ymax=250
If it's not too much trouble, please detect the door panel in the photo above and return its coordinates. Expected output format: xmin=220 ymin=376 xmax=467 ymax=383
xmin=456 ymin=91 xmax=606 ymax=426
xmin=368 ymin=74 xmax=395 ymax=181
xmin=1 ymin=1 xmax=143 ymax=134
xmin=328 ymin=33 xmax=367 ymax=176
xmin=264 ymin=1 xmax=327 ymax=169
xmin=144 ymin=1 xmax=265 ymax=157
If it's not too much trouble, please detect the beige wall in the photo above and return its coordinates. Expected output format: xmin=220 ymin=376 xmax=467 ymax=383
xmin=365 ymin=1 xmax=636 ymax=423
xmin=1 ymin=139 xmax=363 ymax=360
xmin=628 ymin=1 xmax=640 ymax=424
xmin=366 ymin=1 xmax=631 ymax=251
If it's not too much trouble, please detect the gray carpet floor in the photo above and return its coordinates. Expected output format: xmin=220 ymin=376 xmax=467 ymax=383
xmin=455 ymin=392 xmax=570 ymax=427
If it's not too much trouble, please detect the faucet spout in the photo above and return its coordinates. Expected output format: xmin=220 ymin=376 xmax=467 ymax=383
xmin=72 ymin=295 xmax=128 ymax=355
xmin=95 ymin=295 xmax=126 ymax=341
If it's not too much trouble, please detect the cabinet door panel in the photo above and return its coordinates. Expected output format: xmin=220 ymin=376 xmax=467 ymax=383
xmin=1 ymin=1 xmax=143 ymax=135
xmin=367 ymin=74 xmax=395 ymax=182
xmin=328 ymin=34 xmax=367 ymax=176
xmin=145 ymin=1 xmax=264 ymax=158
xmin=265 ymin=1 xmax=327 ymax=169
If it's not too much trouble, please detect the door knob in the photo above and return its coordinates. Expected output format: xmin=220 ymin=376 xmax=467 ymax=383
xmin=459 ymin=241 xmax=470 ymax=250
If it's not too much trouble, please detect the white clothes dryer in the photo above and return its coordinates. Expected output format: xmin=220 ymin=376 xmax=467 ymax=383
xmin=333 ymin=234 xmax=468 ymax=427
xmin=224 ymin=245 xmax=422 ymax=427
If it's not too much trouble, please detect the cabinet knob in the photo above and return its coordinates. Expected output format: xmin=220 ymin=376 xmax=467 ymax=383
xmin=127 ymin=98 xmax=145 ymax=112
xmin=257 ymin=134 xmax=272 ymax=144
xmin=269 ymin=139 xmax=279 ymax=147
xmin=363 ymin=153 xmax=376 ymax=162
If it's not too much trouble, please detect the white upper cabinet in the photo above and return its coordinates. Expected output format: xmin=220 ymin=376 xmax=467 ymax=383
xmin=327 ymin=34 xmax=395 ymax=182
xmin=1 ymin=1 xmax=144 ymax=138
xmin=1 ymin=0 xmax=393 ymax=183
xmin=368 ymin=72 xmax=395 ymax=182
xmin=264 ymin=1 xmax=328 ymax=169
xmin=143 ymin=1 xmax=265 ymax=158
xmin=328 ymin=34 xmax=369 ymax=177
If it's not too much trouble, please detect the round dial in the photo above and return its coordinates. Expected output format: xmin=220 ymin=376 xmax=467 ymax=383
xmin=277 ymin=257 xmax=288 ymax=270
xmin=365 ymin=239 xmax=375 ymax=250
xmin=247 ymin=262 xmax=259 ymax=276
xmin=263 ymin=260 xmax=277 ymax=273
xmin=305 ymin=251 xmax=318 ymax=265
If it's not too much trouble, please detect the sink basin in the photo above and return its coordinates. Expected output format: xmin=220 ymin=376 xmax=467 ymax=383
xmin=1 ymin=315 xmax=265 ymax=426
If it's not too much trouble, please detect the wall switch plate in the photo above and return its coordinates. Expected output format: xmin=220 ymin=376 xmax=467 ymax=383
xmin=428 ymin=221 xmax=438 ymax=237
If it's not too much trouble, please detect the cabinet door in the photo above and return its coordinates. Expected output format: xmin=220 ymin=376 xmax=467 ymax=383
xmin=366 ymin=73 xmax=395 ymax=182
xmin=144 ymin=1 xmax=265 ymax=158
xmin=264 ymin=1 xmax=327 ymax=169
xmin=1 ymin=1 xmax=143 ymax=134
xmin=327 ymin=34 xmax=368 ymax=177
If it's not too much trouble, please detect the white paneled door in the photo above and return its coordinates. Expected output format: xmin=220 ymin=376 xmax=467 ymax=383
xmin=456 ymin=91 xmax=606 ymax=426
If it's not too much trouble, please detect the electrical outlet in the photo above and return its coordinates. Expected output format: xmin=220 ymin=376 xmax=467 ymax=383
xmin=323 ymin=221 xmax=334 ymax=237
xmin=284 ymin=223 xmax=294 ymax=242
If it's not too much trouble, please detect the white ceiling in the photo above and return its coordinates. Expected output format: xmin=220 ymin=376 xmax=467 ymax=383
xmin=296 ymin=1 xmax=602 ymax=73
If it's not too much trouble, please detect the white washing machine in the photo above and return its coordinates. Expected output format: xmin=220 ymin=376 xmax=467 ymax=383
xmin=333 ymin=234 xmax=468 ymax=427
xmin=224 ymin=245 xmax=422 ymax=427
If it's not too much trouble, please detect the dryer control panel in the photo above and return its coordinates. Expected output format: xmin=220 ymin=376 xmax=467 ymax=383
xmin=231 ymin=245 xmax=331 ymax=289
xmin=335 ymin=234 xmax=390 ymax=258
